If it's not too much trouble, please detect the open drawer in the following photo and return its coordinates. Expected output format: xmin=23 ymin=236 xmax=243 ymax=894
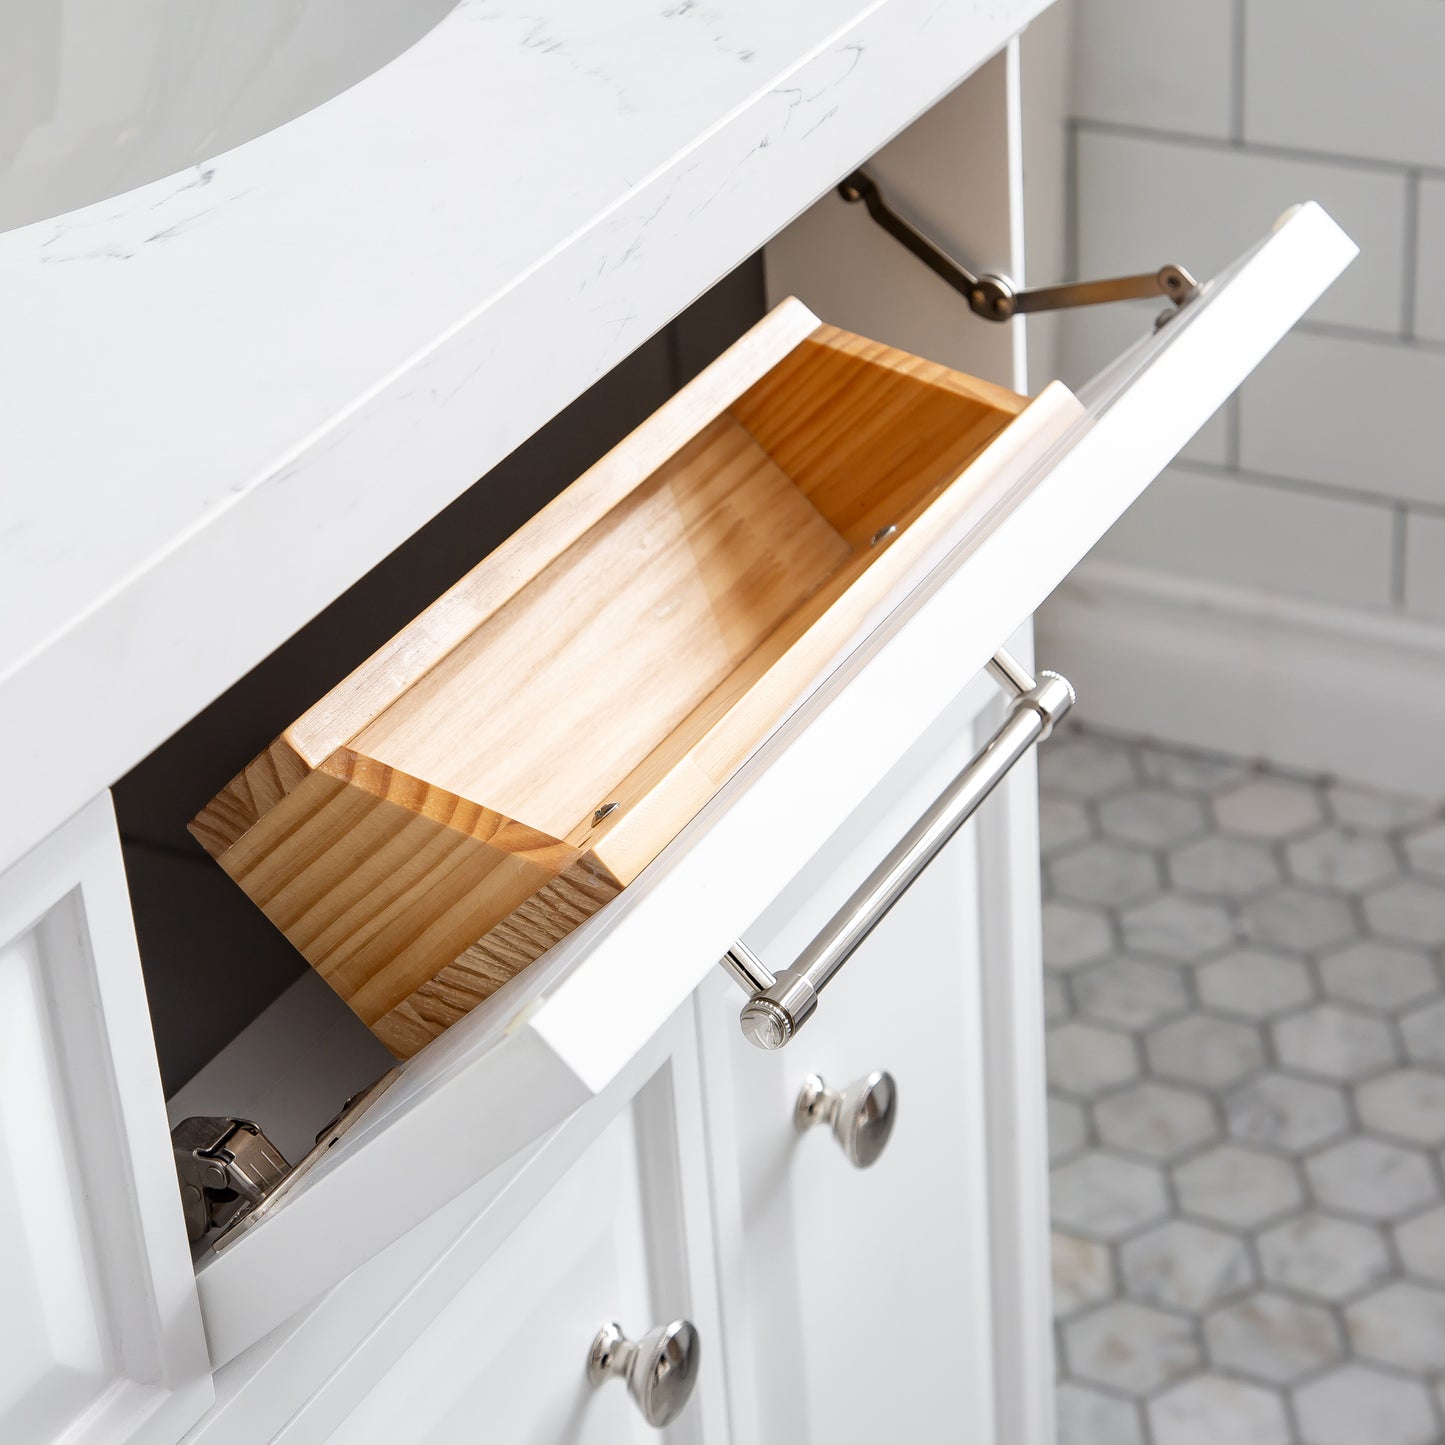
xmin=192 ymin=202 xmax=1355 ymax=1364
xmin=191 ymin=307 xmax=1082 ymax=1061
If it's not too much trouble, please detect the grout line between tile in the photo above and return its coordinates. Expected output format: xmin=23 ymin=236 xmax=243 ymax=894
xmin=1223 ymin=393 xmax=1241 ymax=472
xmin=1165 ymin=454 xmax=1445 ymax=521
xmin=1293 ymin=316 xmax=1445 ymax=356
xmin=1403 ymin=172 xmax=1421 ymax=341
xmin=1072 ymin=116 xmax=1445 ymax=182
xmin=1393 ymin=504 xmax=1410 ymax=609
xmin=1229 ymin=0 xmax=1247 ymax=145
xmin=1064 ymin=118 xmax=1080 ymax=283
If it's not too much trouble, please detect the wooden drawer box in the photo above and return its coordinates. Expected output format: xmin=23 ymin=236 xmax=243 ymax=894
xmin=191 ymin=298 xmax=1082 ymax=1057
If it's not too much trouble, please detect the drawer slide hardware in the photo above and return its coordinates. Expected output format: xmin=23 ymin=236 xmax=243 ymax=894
xmin=721 ymin=647 xmax=1073 ymax=1048
xmin=839 ymin=167 xmax=1199 ymax=323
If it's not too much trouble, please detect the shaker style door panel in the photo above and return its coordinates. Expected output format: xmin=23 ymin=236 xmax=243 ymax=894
xmin=318 ymin=1041 xmax=728 ymax=1445
xmin=695 ymin=674 xmax=1032 ymax=1445
xmin=0 ymin=796 xmax=211 ymax=1445
xmin=194 ymin=204 xmax=1355 ymax=1364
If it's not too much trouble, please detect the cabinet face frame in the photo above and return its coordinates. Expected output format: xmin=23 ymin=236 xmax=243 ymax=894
xmin=0 ymin=795 xmax=211 ymax=1445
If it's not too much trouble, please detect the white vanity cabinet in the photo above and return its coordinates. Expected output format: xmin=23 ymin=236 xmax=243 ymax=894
xmin=0 ymin=7 xmax=1360 ymax=1445
xmin=5 ymin=198 xmax=1355 ymax=1445
xmin=184 ymin=170 xmax=1347 ymax=1438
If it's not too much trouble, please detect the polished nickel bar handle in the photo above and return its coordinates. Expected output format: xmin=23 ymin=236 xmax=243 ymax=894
xmin=720 ymin=649 xmax=1074 ymax=1049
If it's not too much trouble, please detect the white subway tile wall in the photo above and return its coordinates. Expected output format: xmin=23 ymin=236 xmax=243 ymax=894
xmin=1090 ymin=464 xmax=1395 ymax=609
xmin=1070 ymin=0 xmax=1235 ymax=138
xmin=1414 ymin=179 xmax=1445 ymax=345
xmin=1060 ymin=0 xmax=1445 ymax=619
xmin=1243 ymin=0 xmax=1445 ymax=169
xmin=1239 ymin=331 xmax=1445 ymax=507
xmin=1404 ymin=513 xmax=1445 ymax=622
xmin=1075 ymin=131 xmax=1408 ymax=335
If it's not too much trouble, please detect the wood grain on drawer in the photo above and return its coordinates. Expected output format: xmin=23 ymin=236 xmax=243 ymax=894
xmin=191 ymin=298 xmax=1081 ymax=1057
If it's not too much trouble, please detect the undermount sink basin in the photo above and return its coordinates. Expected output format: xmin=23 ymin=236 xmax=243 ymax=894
xmin=0 ymin=0 xmax=457 ymax=233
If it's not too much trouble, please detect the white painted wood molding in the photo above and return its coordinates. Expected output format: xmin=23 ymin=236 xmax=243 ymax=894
xmin=1041 ymin=558 xmax=1445 ymax=795
xmin=0 ymin=796 xmax=211 ymax=1443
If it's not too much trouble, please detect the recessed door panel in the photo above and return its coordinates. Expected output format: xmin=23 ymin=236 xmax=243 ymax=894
xmin=324 ymin=1057 xmax=725 ymax=1445
xmin=0 ymin=797 xmax=211 ymax=1445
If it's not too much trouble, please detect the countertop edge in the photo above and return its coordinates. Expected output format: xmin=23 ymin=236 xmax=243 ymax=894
xmin=0 ymin=0 xmax=1046 ymax=874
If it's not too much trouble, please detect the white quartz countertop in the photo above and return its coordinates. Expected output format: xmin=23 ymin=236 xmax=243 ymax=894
xmin=0 ymin=0 xmax=1045 ymax=872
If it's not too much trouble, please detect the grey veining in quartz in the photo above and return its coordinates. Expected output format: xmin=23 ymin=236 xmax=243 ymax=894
xmin=0 ymin=0 xmax=1050 ymax=875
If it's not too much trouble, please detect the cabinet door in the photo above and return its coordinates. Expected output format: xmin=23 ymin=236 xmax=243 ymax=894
xmin=194 ymin=202 xmax=1354 ymax=1365
xmin=0 ymin=796 xmax=211 ymax=1445
xmin=316 ymin=1025 xmax=728 ymax=1445
xmin=695 ymin=667 xmax=1046 ymax=1445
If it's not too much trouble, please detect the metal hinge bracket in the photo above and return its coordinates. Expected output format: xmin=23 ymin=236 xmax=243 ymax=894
xmin=838 ymin=168 xmax=1200 ymax=323
xmin=171 ymin=1073 xmax=397 ymax=1248
xmin=172 ymin=1115 xmax=291 ymax=1244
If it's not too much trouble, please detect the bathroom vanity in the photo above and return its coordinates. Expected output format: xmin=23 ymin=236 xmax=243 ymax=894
xmin=0 ymin=3 xmax=1353 ymax=1443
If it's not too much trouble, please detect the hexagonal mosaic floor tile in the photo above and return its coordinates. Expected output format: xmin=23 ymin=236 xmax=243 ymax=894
xmin=1095 ymin=1080 xmax=1218 ymax=1160
xmin=1195 ymin=948 xmax=1314 ymax=1019
xmin=1073 ymin=956 xmax=1190 ymax=1030
xmin=1255 ymin=1211 xmax=1391 ymax=1302
xmin=1064 ymin=1300 xmax=1200 ymax=1394
xmin=1293 ymin=1363 xmax=1438 ymax=1445
xmin=1203 ymin=1291 xmax=1343 ymax=1384
xmin=1169 ymin=835 xmax=1282 ymax=901
xmin=1043 ymin=730 xmax=1445 ymax=1444
xmin=1120 ymin=1219 xmax=1253 ymax=1312
xmin=1225 ymin=1073 xmax=1349 ymax=1153
xmin=1317 ymin=939 xmax=1439 ymax=1012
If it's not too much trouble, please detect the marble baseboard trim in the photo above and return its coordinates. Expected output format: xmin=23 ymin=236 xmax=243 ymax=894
xmin=1037 ymin=559 xmax=1445 ymax=795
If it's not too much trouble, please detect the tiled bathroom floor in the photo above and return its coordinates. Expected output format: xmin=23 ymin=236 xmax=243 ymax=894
xmin=1042 ymin=729 xmax=1445 ymax=1445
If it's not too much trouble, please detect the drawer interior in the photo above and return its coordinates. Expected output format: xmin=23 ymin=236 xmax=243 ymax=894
xmin=351 ymin=409 xmax=859 ymax=848
xmin=115 ymin=270 xmax=763 ymax=1109
xmin=349 ymin=332 xmax=1026 ymax=857
xmin=186 ymin=308 xmax=1071 ymax=1062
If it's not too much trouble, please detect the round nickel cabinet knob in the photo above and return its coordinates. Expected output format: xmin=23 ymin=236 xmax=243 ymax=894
xmin=794 ymin=1069 xmax=898 ymax=1169
xmin=586 ymin=1318 xmax=700 ymax=1428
